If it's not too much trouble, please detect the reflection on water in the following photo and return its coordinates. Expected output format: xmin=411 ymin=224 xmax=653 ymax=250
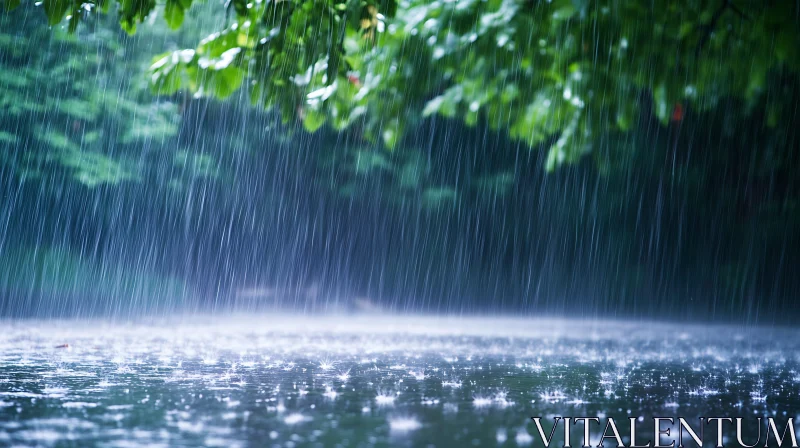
xmin=0 ymin=315 xmax=798 ymax=447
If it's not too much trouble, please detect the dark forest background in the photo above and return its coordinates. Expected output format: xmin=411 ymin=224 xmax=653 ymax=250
xmin=1 ymin=0 xmax=799 ymax=322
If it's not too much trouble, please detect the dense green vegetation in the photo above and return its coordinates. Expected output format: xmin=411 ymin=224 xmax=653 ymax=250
xmin=1 ymin=0 xmax=799 ymax=319
xmin=11 ymin=0 xmax=800 ymax=170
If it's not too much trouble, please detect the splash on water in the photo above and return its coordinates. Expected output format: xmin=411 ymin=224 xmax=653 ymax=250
xmin=0 ymin=315 xmax=798 ymax=447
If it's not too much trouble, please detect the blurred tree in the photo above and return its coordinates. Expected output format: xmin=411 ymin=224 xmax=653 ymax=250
xmin=0 ymin=5 xmax=180 ymax=186
xmin=0 ymin=0 xmax=236 ymax=186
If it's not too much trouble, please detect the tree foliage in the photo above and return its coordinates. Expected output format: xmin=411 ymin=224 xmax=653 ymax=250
xmin=8 ymin=0 xmax=799 ymax=169
xmin=0 ymin=8 xmax=182 ymax=186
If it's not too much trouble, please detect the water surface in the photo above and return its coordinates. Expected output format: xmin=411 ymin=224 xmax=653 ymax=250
xmin=0 ymin=315 xmax=797 ymax=447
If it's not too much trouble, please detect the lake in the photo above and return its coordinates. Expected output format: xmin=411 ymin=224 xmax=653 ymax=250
xmin=0 ymin=315 xmax=798 ymax=447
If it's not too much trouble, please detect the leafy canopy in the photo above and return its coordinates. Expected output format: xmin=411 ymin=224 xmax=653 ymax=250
xmin=0 ymin=10 xmax=180 ymax=186
xmin=7 ymin=0 xmax=800 ymax=169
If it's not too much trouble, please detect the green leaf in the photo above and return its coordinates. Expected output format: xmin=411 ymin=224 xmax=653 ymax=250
xmin=4 ymin=0 xmax=21 ymax=10
xmin=43 ymin=0 xmax=71 ymax=25
xmin=118 ymin=0 xmax=156 ymax=34
xmin=303 ymin=108 xmax=326 ymax=132
xmin=151 ymin=65 xmax=183 ymax=95
xmin=422 ymin=96 xmax=444 ymax=117
xmin=545 ymin=110 xmax=581 ymax=171
xmin=230 ymin=0 xmax=247 ymax=17
xmin=423 ymin=86 xmax=460 ymax=118
xmin=120 ymin=20 xmax=137 ymax=34
xmin=164 ymin=0 xmax=185 ymax=30
xmin=382 ymin=120 xmax=401 ymax=149
xmin=616 ymin=102 xmax=636 ymax=132
xmin=67 ymin=9 xmax=81 ymax=32
xmin=195 ymin=63 xmax=243 ymax=99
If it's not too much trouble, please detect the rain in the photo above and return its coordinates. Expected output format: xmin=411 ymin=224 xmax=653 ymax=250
xmin=1 ymin=0 xmax=800 ymax=446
